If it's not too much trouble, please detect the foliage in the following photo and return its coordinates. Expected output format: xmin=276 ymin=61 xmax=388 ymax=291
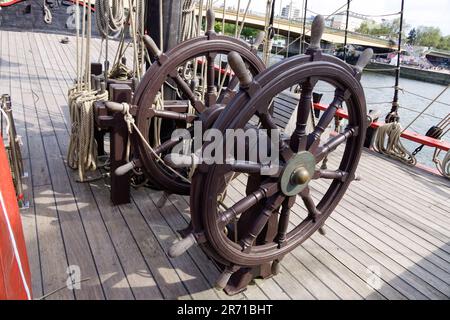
xmin=357 ymin=18 xmax=450 ymax=51
xmin=415 ymin=26 xmax=442 ymax=48
xmin=356 ymin=18 xmax=408 ymax=38
xmin=214 ymin=22 xmax=259 ymax=39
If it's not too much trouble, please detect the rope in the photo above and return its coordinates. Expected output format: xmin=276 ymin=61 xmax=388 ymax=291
xmin=95 ymin=0 xmax=125 ymax=38
xmin=67 ymin=0 xmax=109 ymax=182
xmin=402 ymin=86 xmax=450 ymax=133
xmin=180 ymin=0 xmax=196 ymax=41
xmin=120 ymin=103 xmax=192 ymax=184
xmin=433 ymin=148 xmax=450 ymax=179
xmin=43 ymin=1 xmax=52 ymax=24
xmin=372 ymin=122 xmax=417 ymax=166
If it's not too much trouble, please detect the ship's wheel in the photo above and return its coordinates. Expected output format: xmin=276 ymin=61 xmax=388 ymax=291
xmin=132 ymin=10 xmax=266 ymax=195
xmin=169 ymin=15 xmax=373 ymax=292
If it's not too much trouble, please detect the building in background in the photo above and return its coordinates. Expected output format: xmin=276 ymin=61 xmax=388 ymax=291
xmin=330 ymin=11 xmax=369 ymax=31
xmin=280 ymin=4 xmax=301 ymax=20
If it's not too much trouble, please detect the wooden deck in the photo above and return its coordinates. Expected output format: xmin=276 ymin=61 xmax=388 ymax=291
xmin=1 ymin=30 xmax=449 ymax=300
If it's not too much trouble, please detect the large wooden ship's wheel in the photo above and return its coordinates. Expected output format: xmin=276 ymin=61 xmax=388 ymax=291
xmin=169 ymin=16 xmax=373 ymax=293
xmin=132 ymin=10 xmax=266 ymax=195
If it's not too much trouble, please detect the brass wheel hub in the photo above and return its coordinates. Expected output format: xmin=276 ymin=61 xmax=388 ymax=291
xmin=280 ymin=151 xmax=316 ymax=196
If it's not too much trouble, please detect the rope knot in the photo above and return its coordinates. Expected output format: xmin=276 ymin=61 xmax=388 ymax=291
xmin=122 ymin=103 xmax=135 ymax=133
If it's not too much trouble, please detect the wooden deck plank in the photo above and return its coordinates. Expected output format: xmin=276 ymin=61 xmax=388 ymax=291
xmin=158 ymin=193 xmax=251 ymax=300
xmin=23 ymin=32 xmax=106 ymax=300
xmin=355 ymin=158 xmax=450 ymax=226
xmin=142 ymin=189 xmax=239 ymax=299
xmin=9 ymin=32 xmax=42 ymax=299
xmin=326 ymin=154 xmax=450 ymax=251
xmin=32 ymin=32 xmax=152 ymax=300
xmin=233 ymin=174 xmax=446 ymax=299
xmin=310 ymin=172 xmax=450 ymax=274
xmin=43 ymin=32 xmax=179 ymax=301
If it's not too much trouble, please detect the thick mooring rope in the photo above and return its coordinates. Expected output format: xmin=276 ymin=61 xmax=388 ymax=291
xmin=372 ymin=122 xmax=417 ymax=166
xmin=433 ymin=148 xmax=450 ymax=179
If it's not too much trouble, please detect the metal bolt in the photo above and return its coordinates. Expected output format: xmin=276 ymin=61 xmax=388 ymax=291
xmin=291 ymin=167 xmax=310 ymax=185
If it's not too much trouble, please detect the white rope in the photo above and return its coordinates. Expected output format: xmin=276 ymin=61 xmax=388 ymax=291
xmin=433 ymin=148 xmax=450 ymax=179
xmin=67 ymin=0 xmax=109 ymax=182
xmin=372 ymin=122 xmax=417 ymax=166
xmin=120 ymin=103 xmax=192 ymax=184
xmin=95 ymin=0 xmax=125 ymax=38
xmin=180 ymin=0 xmax=196 ymax=41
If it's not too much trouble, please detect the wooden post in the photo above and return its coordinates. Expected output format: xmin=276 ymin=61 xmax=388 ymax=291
xmin=146 ymin=0 xmax=183 ymax=52
xmin=109 ymin=84 xmax=132 ymax=205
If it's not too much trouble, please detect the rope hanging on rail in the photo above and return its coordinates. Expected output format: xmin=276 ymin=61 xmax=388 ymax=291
xmin=433 ymin=149 xmax=450 ymax=179
xmin=372 ymin=122 xmax=417 ymax=166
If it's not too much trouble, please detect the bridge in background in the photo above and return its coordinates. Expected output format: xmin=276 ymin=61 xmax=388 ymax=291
xmin=200 ymin=8 xmax=397 ymax=52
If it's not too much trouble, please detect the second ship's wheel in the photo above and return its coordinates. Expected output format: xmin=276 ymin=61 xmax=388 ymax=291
xmin=133 ymin=10 xmax=266 ymax=195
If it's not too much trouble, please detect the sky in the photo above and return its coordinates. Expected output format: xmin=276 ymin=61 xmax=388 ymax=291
xmin=215 ymin=0 xmax=450 ymax=35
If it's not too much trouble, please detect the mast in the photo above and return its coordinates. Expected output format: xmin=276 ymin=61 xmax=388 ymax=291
xmin=146 ymin=0 xmax=183 ymax=52
xmin=387 ymin=0 xmax=405 ymax=123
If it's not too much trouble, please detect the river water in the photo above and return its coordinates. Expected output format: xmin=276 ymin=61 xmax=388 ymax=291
xmin=313 ymin=72 xmax=449 ymax=168
xmin=360 ymin=72 xmax=449 ymax=168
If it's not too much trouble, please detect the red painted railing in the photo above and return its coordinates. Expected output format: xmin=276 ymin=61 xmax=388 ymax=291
xmin=314 ymin=103 xmax=450 ymax=152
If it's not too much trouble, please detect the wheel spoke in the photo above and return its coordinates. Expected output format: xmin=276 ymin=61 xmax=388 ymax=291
xmin=153 ymin=126 xmax=194 ymax=155
xmin=313 ymin=169 xmax=349 ymax=182
xmin=290 ymin=79 xmax=316 ymax=152
xmin=259 ymin=113 xmax=294 ymax=162
xmin=218 ymin=181 xmax=279 ymax=228
xmin=314 ymin=126 xmax=358 ymax=163
xmin=276 ymin=196 xmax=296 ymax=247
xmin=151 ymin=110 xmax=197 ymax=123
xmin=205 ymin=53 xmax=218 ymax=107
xmin=300 ymin=187 xmax=321 ymax=222
xmin=217 ymin=76 xmax=239 ymax=104
xmin=170 ymin=73 xmax=206 ymax=112
xmin=240 ymin=194 xmax=285 ymax=252
xmin=227 ymin=161 xmax=282 ymax=176
xmin=307 ymin=89 xmax=346 ymax=151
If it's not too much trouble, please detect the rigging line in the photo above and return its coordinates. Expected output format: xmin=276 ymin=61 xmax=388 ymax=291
xmin=306 ymin=0 xmax=354 ymax=20
xmin=402 ymin=85 xmax=450 ymax=133
xmin=285 ymin=0 xmax=293 ymax=58
xmin=347 ymin=10 xmax=401 ymax=18
xmin=400 ymin=89 xmax=450 ymax=107
xmin=237 ymin=0 xmax=253 ymax=38
xmin=235 ymin=0 xmax=241 ymax=38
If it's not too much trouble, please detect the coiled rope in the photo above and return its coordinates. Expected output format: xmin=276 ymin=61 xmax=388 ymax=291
xmin=67 ymin=0 xmax=109 ymax=182
xmin=372 ymin=122 xmax=417 ymax=166
xmin=95 ymin=0 xmax=125 ymax=38
xmin=433 ymin=149 xmax=450 ymax=178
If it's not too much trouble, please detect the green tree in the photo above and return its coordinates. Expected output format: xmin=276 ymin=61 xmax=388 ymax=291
xmin=214 ymin=22 xmax=258 ymax=39
xmin=415 ymin=26 xmax=442 ymax=47
xmin=356 ymin=18 xmax=408 ymax=38
xmin=437 ymin=35 xmax=450 ymax=50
